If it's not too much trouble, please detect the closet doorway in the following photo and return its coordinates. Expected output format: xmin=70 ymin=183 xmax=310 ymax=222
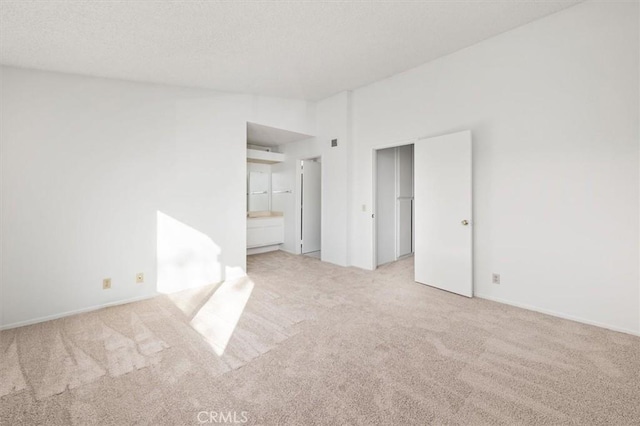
xmin=375 ymin=144 xmax=414 ymax=266
xmin=373 ymin=131 xmax=473 ymax=297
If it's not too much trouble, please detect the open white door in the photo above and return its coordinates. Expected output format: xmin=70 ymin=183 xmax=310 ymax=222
xmin=414 ymin=130 xmax=472 ymax=297
xmin=301 ymin=160 xmax=321 ymax=254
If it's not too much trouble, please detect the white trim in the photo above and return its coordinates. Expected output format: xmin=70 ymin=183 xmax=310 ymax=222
xmin=371 ymin=147 xmax=377 ymax=270
xmin=278 ymin=247 xmax=298 ymax=256
xmin=295 ymin=159 xmax=303 ymax=255
xmin=247 ymin=245 xmax=281 ymax=255
xmin=372 ymin=137 xmax=419 ymax=152
xmin=476 ymin=293 xmax=640 ymax=337
xmin=0 ymin=293 xmax=158 ymax=331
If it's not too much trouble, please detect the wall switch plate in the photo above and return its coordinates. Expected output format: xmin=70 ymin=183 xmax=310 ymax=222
xmin=492 ymin=273 xmax=501 ymax=285
xmin=362 ymin=204 xmax=366 ymax=212
xmin=103 ymin=278 xmax=111 ymax=289
xmin=136 ymin=273 xmax=144 ymax=284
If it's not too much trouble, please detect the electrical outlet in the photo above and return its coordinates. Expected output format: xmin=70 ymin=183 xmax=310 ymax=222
xmin=136 ymin=273 xmax=144 ymax=284
xmin=103 ymin=278 xmax=111 ymax=289
xmin=492 ymin=273 xmax=501 ymax=285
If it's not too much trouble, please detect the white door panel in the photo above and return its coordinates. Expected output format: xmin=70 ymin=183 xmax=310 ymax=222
xmin=414 ymin=130 xmax=472 ymax=297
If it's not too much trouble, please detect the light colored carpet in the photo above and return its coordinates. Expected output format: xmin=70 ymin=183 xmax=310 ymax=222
xmin=1 ymin=251 xmax=639 ymax=425
xmin=304 ymin=251 xmax=321 ymax=259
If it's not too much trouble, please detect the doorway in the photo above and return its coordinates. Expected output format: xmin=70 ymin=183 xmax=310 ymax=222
xmin=300 ymin=158 xmax=321 ymax=256
xmin=375 ymin=144 xmax=414 ymax=267
xmin=373 ymin=130 xmax=473 ymax=298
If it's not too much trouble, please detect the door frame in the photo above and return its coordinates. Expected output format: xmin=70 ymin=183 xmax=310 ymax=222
xmin=297 ymin=156 xmax=322 ymax=255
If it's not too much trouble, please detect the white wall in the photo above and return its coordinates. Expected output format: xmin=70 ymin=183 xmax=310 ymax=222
xmin=0 ymin=66 xmax=315 ymax=328
xmin=348 ymin=1 xmax=640 ymax=333
xmin=273 ymin=92 xmax=352 ymax=266
xmin=248 ymin=96 xmax=316 ymax=137
xmin=316 ymin=92 xmax=351 ymax=266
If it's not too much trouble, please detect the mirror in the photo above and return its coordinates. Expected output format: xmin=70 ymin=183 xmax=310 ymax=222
xmin=248 ymin=171 xmax=270 ymax=212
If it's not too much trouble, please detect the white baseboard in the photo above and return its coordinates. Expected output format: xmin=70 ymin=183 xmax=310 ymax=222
xmin=0 ymin=293 xmax=159 ymax=331
xmin=6 ymin=288 xmax=636 ymax=338
xmin=475 ymin=293 xmax=640 ymax=337
xmin=247 ymin=245 xmax=281 ymax=255
xmin=278 ymin=247 xmax=298 ymax=256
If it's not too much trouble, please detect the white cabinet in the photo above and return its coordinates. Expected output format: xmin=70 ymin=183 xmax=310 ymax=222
xmin=247 ymin=214 xmax=284 ymax=249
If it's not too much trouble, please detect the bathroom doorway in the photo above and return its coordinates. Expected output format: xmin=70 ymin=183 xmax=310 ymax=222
xmin=300 ymin=157 xmax=321 ymax=257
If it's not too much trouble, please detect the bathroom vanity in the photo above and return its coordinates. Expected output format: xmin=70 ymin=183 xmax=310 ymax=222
xmin=246 ymin=149 xmax=288 ymax=254
xmin=247 ymin=211 xmax=284 ymax=253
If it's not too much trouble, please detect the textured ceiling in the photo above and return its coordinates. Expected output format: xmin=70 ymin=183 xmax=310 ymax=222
xmin=0 ymin=0 xmax=582 ymax=100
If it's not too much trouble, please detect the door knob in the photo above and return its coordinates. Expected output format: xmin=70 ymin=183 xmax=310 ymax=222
xmin=461 ymin=220 xmax=469 ymax=226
